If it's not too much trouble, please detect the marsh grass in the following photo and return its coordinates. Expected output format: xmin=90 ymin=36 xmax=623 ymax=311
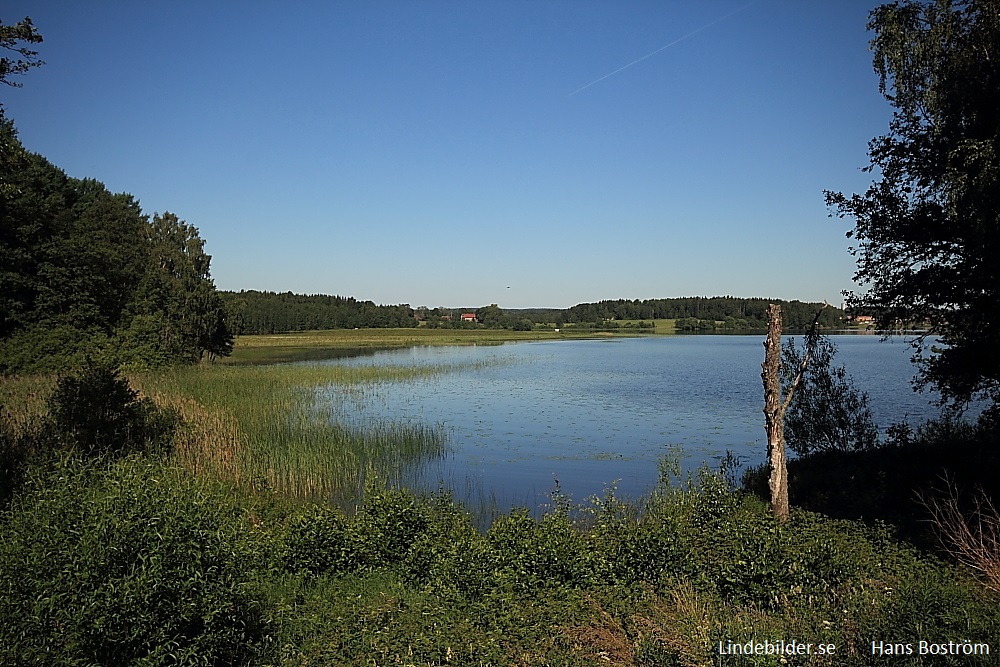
xmin=0 ymin=374 xmax=56 ymax=432
xmin=134 ymin=360 xmax=495 ymax=503
xmin=225 ymin=327 xmax=608 ymax=365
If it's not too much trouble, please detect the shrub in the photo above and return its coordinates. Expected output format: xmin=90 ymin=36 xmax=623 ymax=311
xmin=403 ymin=492 xmax=493 ymax=600
xmin=590 ymin=517 xmax=692 ymax=585
xmin=487 ymin=509 xmax=590 ymax=591
xmin=354 ymin=488 xmax=431 ymax=568
xmin=48 ymin=360 xmax=178 ymax=459
xmin=0 ymin=457 xmax=269 ymax=665
xmin=282 ymin=503 xmax=360 ymax=576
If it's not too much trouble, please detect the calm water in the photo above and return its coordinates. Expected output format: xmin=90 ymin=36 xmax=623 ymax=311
xmin=313 ymin=335 xmax=941 ymax=508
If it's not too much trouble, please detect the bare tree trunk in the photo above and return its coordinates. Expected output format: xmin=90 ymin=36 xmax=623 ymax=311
xmin=761 ymin=304 xmax=789 ymax=520
xmin=761 ymin=303 xmax=829 ymax=521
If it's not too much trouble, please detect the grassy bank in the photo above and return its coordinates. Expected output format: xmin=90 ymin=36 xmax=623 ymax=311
xmin=2 ymin=453 xmax=997 ymax=666
xmin=226 ymin=327 xmax=615 ymax=364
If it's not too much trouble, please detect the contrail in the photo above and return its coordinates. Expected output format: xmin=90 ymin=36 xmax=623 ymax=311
xmin=568 ymin=0 xmax=762 ymax=97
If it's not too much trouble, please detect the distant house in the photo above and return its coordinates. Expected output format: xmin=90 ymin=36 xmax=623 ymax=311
xmin=851 ymin=315 xmax=875 ymax=324
xmin=461 ymin=313 xmax=477 ymax=322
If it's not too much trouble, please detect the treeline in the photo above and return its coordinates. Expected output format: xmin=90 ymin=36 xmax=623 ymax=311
xmin=221 ymin=290 xmax=417 ymax=334
xmin=563 ymin=297 xmax=844 ymax=329
xmin=0 ymin=118 xmax=232 ymax=373
xmin=216 ymin=293 xmax=846 ymax=335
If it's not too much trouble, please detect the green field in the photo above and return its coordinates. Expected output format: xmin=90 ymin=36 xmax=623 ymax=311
xmin=225 ymin=326 xmax=625 ymax=364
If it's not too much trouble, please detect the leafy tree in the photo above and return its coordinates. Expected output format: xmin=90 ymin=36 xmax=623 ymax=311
xmin=475 ymin=303 xmax=507 ymax=329
xmin=0 ymin=123 xmax=232 ymax=371
xmin=125 ymin=212 xmax=233 ymax=363
xmin=781 ymin=331 xmax=879 ymax=455
xmin=826 ymin=1 xmax=1000 ymax=415
xmin=0 ymin=144 xmax=150 ymax=371
xmin=0 ymin=16 xmax=43 ymax=92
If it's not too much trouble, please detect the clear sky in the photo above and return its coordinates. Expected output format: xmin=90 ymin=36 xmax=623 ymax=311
xmin=3 ymin=1 xmax=891 ymax=309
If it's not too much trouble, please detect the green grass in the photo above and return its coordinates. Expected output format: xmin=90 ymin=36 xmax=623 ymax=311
xmin=6 ymin=455 xmax=997 ymax=665
xmin=226 ymin=327 xmax=617 ymax=365
xmin=604 ymin=318 xmax=678 ymax=333
xmin=136 ymin=361 xmax=477 ymax=502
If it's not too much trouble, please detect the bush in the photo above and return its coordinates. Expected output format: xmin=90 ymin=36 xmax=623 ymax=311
xmin=403 ymin=492 xmax=493 ymax=600
xmin=282 ymin=503 xmax=360 ymax=576
xmin=355 ymin=488 xmax=432 ymax=568
xmin=282 ymin=488 xmax=433 ymax=577
xmin=487 ymin=509 xmax=590 ymax=591
xmin=48 ymin=360 xmax=178 ymax=459
xmin=0 ymin=457 xmax=269 ymax=665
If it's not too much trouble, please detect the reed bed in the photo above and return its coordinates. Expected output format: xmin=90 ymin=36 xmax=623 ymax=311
xmin=135 ymin=360 xmax=477 ymax=503
xmin=0 ymin=374 xmax=57 ymax=434
xmin=225 ymin=327 xmax=583 ymax=364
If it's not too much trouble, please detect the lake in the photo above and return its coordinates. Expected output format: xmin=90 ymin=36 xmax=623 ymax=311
xmin=313 ymin=334 xmax=942 ymax=509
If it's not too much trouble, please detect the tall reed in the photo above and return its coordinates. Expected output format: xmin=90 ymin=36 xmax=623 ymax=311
xmin=135 ymin=361 xmax=465 ymax=503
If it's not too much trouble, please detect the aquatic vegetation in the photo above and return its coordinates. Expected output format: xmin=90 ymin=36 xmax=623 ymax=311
xmin=135 ymin=361 xmax=465 ymax=502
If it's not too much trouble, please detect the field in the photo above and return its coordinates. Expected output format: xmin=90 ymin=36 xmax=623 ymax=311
xmin=225 ymin=327 xmax=619 ymax=364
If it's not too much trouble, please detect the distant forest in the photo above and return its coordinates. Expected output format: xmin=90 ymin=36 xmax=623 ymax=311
xmin=220 ymin=291 xmax=844 ymax=335
xmin=221 ymin=291 xmax=417 ymax=335
xmin=562 ymin=297 xmax=845 ymax=330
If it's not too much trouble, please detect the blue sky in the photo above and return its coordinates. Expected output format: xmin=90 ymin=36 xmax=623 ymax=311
xmin=3 ymin=1 xmax=890 ymax=309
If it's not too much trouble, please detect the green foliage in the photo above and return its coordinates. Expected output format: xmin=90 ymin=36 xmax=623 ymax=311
xmin=0 ymin=457 xmax=269 ymax=666
xmin=48 ymin=360 xmax=178 ymax=459
xmin=281 ymin=489 xmax=433 ymax=578
xmin=781 ymin=332 xmax=880 ymax=454
xmin=589 ymin=514 xmax=692 ymax=585
xmin=475 ymin=303 xmax=508 ymax=328
xmin=354 ymin=488 xmax=432 ymax=568
xmin=4 ymin=449 xmax=997 ymax=664
xmin=487 ymin=509 xmax=591 ymax=591
xmin=403 ymin=492 xmax=493 ymax=600
xmin=565 ymin=297 xmax=843 ymax=329
xmin=0 ymin=16 xmax=43 ymax=92
xmin=282 ymin=504 xmax=359 ymax=576
xmin=221 ymin=289 xmax=417 ymax=334
xmin=0 ymin=120 xmax=232 ymax=373
xmin=826 ymin=0 xmax=1000 ymax=413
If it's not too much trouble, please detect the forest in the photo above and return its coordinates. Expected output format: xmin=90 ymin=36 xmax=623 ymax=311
xmin=0 ymin=119 xmax=232 ymax=374
xmin=562 ymin=297 xmax=845 ymax=329
xmin=219 ymin=292 xmax=844 ymax=335
xmin=220 ymin=290 xmax=417 ymax=334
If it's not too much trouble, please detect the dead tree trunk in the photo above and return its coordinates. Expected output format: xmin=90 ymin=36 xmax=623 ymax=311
xmin=761 ymin=304 xmax=789 ymax=520
xmin=761 ymin=302 xmax=828 ymax=521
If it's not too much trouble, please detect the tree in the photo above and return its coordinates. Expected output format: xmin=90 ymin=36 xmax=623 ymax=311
xmin=124 ymin=212 xmax=233 ymax=363
xmin=0 ymin=16 xmax=43 ymax=92
xmin=825 ymin=1 xmax=1000 ymax=416
xmin=760 ymin=303 xmax=828 ymax=520
xmin=1 ymin=17 xmax=42 ymax=195
xmin=781 ymin=331 xmax=879 ymax=455
xmin=475 ymin=304 xmax=507 ymax=329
